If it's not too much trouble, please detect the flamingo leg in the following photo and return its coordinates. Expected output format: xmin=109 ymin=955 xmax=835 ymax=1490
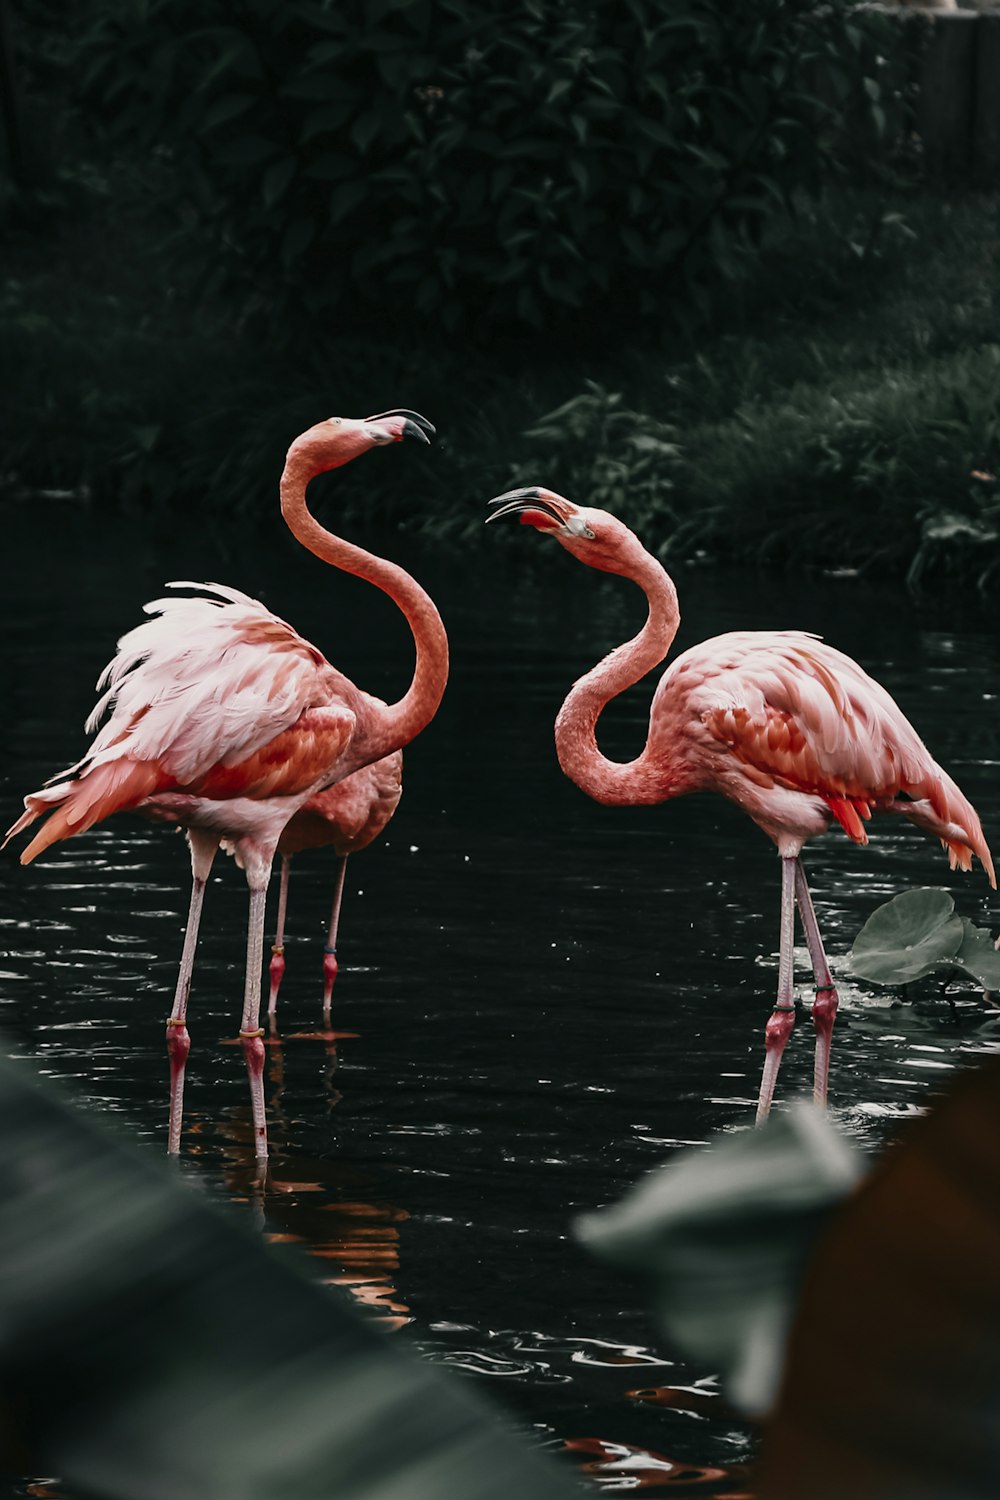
xmin=794 ymin=858 xmax=840 ymax=1109
xmin=267 ymin=854 xmax=291 ymax=1031
xmin=755 ymin=856 xmax=798 ymax=1125
xmin=166 ymin=830 xmax=220 ymax=1155
xmin=322 ymin=855 xmax=349 ymax=1028
xmin=240 ymin=873 xmax=272 ymax=1162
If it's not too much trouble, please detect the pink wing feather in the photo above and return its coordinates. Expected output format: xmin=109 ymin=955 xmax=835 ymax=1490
xmin=662 ymin=631 xmax=994 ymax=883
xmin=6 ymin=583 xmax=357 ymax=863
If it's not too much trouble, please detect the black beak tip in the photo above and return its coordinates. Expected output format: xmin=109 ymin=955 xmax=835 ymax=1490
xmin=487 ymin=487 xmax=541 ymax=508
xmin=368 ymin=408 xmax=435 ymax=440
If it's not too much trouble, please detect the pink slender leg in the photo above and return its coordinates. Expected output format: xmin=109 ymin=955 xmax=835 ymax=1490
xmin=794 ymin=858 xmax=840 ymax=1109
xmin=166 ymin=830 xmax=219 ymax=1155
xmin=755 ymin=856 xmax=798 ymax=1125
xmin=322 ymin=855 xmax=349 ymax=1029
xmin=240 ymin=876 xmax=272 ymax=1162
xmin=267 ymin=854 xmax=292 ymax=1032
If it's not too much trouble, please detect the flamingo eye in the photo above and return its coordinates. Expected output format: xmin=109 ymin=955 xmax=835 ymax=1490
xmin=566 ymin=514 xmax=596 ymax=541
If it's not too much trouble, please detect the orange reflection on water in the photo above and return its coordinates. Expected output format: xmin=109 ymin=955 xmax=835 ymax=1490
xmin=566 ymin=1437 xmax=753 ymax=1494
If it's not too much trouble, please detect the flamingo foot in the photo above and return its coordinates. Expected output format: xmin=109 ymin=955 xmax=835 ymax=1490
xmin=755 ymin=1006 xmax=795 ymax=1125
xmin=322 ymin=946 xmax=339 ymax=1007
xmin=268 ymin=945 xmax=286 ymax=1015
xmin=812 ymin=984 xmax=840 ymax=1108
xmin=166 ymin=1019 xmax=191 ymax=1156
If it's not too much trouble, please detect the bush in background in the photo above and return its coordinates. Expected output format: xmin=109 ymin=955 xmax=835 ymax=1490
xmin=75 ymin=0 xmax=900 ymax=340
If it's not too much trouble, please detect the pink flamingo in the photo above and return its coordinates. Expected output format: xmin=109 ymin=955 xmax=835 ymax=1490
xmin=488 ymin=486 xmax=995 ymax=1121
xmin=266 ymin=750 xmax=403 ymax=1037
xmin=6 ymin=411 xmax=448 ymax=1162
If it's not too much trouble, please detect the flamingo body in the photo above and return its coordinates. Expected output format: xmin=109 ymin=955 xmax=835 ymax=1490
xmin=279 ymin=751 xmax=403 ymax=859
xmin=265 ymin=752 xmax=404 ymax=1031
xmin=645 ymin=630 xmax=993 ymax=876
xmin=488 ymin=486 xmax=994 ymax=1120
xmin=7 ymin=410 xmax=447 ymax=1162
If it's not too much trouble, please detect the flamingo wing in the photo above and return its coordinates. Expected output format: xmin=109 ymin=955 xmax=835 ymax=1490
xmin=7 ymin=584 xmax=358 ymax=862
xmin=669 ymin=631 xmax=993 ymax=878
xmin=79 ymin=582 xmax=352 ymax=786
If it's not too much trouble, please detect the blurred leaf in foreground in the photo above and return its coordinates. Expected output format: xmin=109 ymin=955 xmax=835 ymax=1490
xmin=575 ymin=1105 xmax=863 ymax=1417
xmin=0 ymin=1049 xmax=577 ymax=1500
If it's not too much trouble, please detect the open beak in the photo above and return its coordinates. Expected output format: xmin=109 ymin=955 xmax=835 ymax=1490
xmin=486 ymin=486 xmax=579 ymax=530
xmin=366 ymin=409 xmax=435 ymax=444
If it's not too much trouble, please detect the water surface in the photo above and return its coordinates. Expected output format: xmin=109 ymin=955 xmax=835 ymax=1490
xmin=2 ymin=503 xmax=998 ymax=1494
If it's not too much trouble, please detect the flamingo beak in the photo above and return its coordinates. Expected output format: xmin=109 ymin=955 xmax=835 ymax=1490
xmin=366 ymin=409 xmax=435 ymax=444
xmin=486 ymin=487 xmax=582 ymax=532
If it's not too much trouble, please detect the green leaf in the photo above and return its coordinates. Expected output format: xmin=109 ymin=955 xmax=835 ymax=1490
xmin=954 ymin=919 xmax=1000 ymax=990
xmin=211 ymin=134 xmax=278 ymax=168
xmin=200 ymin=92 xmax=256 ymax=131
xmin=850 ymin=888 xmax=964 ymax=985
xmin=328 ymin=179 xmax=370 ymax=224
xmin=262 ymin=157 xmax=296 ymax=209
xmin=281 ymin=217 xmax=316 ymax=265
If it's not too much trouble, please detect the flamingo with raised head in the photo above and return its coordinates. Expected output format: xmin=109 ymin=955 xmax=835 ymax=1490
xmin=487 ymin=486 xmax=995 ymax=1121
xmin=6 ymin=411 xmax=448 ymax=1162
xmin=266 ymin=750 xmax=403 ymax=1037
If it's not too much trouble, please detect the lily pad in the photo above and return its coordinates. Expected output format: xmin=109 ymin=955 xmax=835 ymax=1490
xmin=850 ymin=888 xmax=964 ymax=985
xmin=954 ymin=918 xmax=1000 ymax=991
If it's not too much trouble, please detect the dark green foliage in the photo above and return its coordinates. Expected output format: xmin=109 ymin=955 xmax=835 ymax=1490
xmin=74 ymin=0 xmax=896 ymax=339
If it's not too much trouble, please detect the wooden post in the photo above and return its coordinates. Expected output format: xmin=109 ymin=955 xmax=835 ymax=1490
xmin=974 ymin=12 xmax=1000 ymax=185
xmin=0 ymin=0 xmax=26 ymax=188
xmin=915 ymin=10 xmax=979 ymax=177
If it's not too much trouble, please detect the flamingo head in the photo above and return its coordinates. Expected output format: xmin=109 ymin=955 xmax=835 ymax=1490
xmin=288 ymin=410 xmax=435 ymax=472
xmin=487 ymin=486 xmax=637 ymax=575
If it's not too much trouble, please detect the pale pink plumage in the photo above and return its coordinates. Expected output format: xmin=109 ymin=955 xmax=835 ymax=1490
xmin=489 ymin=486 xmax=994 ymax=1121
xmin=7 ymin=411 xmax=447 ymax=1163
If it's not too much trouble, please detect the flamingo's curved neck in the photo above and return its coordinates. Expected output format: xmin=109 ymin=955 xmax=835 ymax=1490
xmin=280 ymin=447 xmax=448 ymax=765
xmin=554 ymin=549 xmax=680 ymax=806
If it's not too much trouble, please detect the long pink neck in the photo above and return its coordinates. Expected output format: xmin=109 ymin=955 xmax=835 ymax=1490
xmin=554 ymin=549 xmax=680 ymax=806
xmin=280 ymin=447 xmax=448 ymax=765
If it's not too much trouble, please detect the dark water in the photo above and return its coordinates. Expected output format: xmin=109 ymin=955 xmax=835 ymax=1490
xmin=2 ymin=503 xmax=999 ymax=1496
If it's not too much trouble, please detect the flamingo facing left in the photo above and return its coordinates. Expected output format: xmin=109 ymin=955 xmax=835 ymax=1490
xmin=487 ymin=485 xmax=995 ymax=1121
xmin=5 ymin=411 xmax=448 ymax=1163
xmin=266 ymin=750 xmax=403 ymax=1038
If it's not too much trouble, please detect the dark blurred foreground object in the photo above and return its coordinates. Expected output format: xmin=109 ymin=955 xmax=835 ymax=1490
xmin=579 ymin=1059 xmax=1000 ymax=1499
xmin=577 ymin=1104 xmax=864 ymax=1418
xmin=763 ymin=1056 xmax=1000 ymax=1500
xmin=0 ymin=1049 xmax=577 ymax=1500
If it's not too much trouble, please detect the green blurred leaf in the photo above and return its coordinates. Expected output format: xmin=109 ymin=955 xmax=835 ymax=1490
xmin=200 ymin=92 xmax=256 ymax=130
xmin=0 ymin=1051 xmax=578 ymax=1500
xmin=262 ymin=157 xmax=296 ymax=209
xmin=576 ymin=1105 xmax=862 ymax=1416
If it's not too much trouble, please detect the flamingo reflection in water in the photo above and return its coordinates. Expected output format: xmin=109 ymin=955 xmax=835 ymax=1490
xmin=488 ymin=486 xmax=995 ymax=1120
xmin=5 ymin=411 xmax=448 ymax=1166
